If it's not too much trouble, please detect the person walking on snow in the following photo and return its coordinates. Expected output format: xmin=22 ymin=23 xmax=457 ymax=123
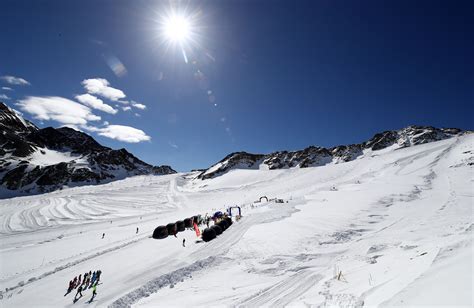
xmin=96 ymin=270 xmax=102 ymax=283
xmin=66 ymin=279 xmax=73 ymax=295
xmin=91 ymin=271 xmax=96 ymax=285
xmin=182 ymin=238 xmax=186 ymax=247
xmin=102 ymin=233 xmax=105 ymax=239
xmin=90 ymin=283 xmax=97 ymax=301
xmin=75 ymin=284 xmax=83 ymax=300
xmin=136 ymin=227 xmax=139 ymax=234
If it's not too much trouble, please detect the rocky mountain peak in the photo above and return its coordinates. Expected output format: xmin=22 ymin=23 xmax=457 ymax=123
xmin=0 ymin=102 xmax=176 ymax=197
xmin=198 ymin=125 xmax=466 ymax=180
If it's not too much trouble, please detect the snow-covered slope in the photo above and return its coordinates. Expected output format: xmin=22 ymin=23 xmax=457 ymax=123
xmin=0 ymin=102 xmax=175 ymax=197
xmin=198 ymin=125 xmax=464 ymax=179
xmin=0 ymin=133 xmax=472 ymax=307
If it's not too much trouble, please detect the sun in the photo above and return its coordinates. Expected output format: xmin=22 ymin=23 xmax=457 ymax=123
xmin=156 ymin=7 xmax=203 ymax=63
xmin=162 ymin=13 xmax=192 ymax=44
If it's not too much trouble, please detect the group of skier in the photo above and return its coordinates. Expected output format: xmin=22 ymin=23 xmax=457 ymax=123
xmin=66 ymin=269 xmax=102 ymax=302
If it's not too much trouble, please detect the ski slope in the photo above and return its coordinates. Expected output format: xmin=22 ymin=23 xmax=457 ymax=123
xmin=0 ymin=134 xmax=472 ymax=307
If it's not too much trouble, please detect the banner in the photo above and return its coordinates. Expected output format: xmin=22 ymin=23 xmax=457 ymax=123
xmin=193 ymin=222 xmax=201 ymax=237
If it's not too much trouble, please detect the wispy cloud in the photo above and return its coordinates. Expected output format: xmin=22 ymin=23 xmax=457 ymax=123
xmin=17 ymin=96 xmax=101 ymax=125
xmin=96 ymin=125 xmax=151 ymax=143
xmin=0 ymin=75 xmax=30 ymax=86
xmin=82 ymin=78 xmax=125 ymax=101
xmin=169 ymin=141 xmax=178 ymax=149
xmin=131 ymin=101 xmax=147 ymax=110
xmin=122 ymin=106 xmax=132 ymax=111
xmin=0 ymin=94 xmax=11 ymax=100
xmin=2 ymin=86 xmax=13 ymax=91
xmin=76 ymin=93 xmax=118 ymax=114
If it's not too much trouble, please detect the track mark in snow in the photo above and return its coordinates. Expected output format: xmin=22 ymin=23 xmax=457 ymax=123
xmin=109 ymin=256 xmax=222 ymax=308
xmin=237 ymin=270 xmax=323 ymax=307
xmin=1 ymin=235 xmax=150 ymax=294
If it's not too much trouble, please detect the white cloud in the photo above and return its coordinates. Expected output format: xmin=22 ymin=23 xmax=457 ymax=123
xmin=16 ymin=96 xmax=101 ymax=125
xmin=0 ymin=94 xmax=10 ymax=100
xmin=2 ymin=86 xmax=13 ymax=91
xmin=134 ymin=113 xmax=141 ymax=117
xmin=169 ymin=141 xmax=178 ymax=149
xmin=75 ymin=93 xmax=118 ymax=114
xmin=122 ymin=106 xmax=132 ymax=111
xmin=0 ymin=75 xmax=30 ymax=86
xmin=117 ymin=100 xmax=130 ymax=105
xmin=97 ymin=125 xmax=151 ymax=143
xmin=82 ymin=78 xmax=125 ymax=101
xmin=103 ymin=121 xmax=109 ymax=126
xmin=60 ymin=124 xmax=84 ymax=132
xmin=131 ymin=101 xmax=147 ymax=110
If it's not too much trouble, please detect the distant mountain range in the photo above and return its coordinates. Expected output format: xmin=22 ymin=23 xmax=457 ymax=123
xmin=0 ymin=101 xmax=469 ymax=196
xmin=198 ymin=125 xmax=466 ymax=180
xmin=0 ymin=102 xmax=175 ymax=196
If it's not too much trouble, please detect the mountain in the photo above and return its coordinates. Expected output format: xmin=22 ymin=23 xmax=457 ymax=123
xmin=1 ymin=130 xmax=472 ymax=307
xmin=0 ymin=102 xmax=175 ymax=196
xmin=198 ymin=125 xmax=465 ymax=179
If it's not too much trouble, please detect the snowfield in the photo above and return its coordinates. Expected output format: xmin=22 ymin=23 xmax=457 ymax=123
xmin=0 ymin=134 xmax=472 ymax=307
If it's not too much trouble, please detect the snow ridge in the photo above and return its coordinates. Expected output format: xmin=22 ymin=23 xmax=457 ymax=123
xmin=199 ymin=125 xmax=465 ymax=179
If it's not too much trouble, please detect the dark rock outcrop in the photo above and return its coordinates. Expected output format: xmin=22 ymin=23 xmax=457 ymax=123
xmin=198 ymin=125 xmax=465 ymax=179
xmin=0 ymin=102 xmax=176 ymax=195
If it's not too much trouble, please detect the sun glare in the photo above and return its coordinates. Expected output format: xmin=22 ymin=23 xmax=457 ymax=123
xmin=163 ymin=13 xmax=192 ymax=43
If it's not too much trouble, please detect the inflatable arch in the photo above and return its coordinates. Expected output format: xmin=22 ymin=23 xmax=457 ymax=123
xmin=227 ymin=206 xmax=241 ymax=217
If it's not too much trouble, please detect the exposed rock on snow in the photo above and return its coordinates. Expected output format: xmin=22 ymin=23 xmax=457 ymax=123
xmin=0 ymin=102 xmax=175 ymax=196
xmin=199 ymin=125 xmax=465 ymax=179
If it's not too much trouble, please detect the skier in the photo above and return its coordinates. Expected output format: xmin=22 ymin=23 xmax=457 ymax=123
xmin=75 ymin=284 xmax=83 ymax=300
xmin=91 ymin=271 xmax=97 ymax=285
xmin=96 ymin=269 xmax=102 ymax=283
xmin=182 ymin=238 xmax=186 ymax=247
xmin=66 ymin=279 xmax=74 ymax=295
xmin=88 ymin=283 xmax=97 ymax=303
xmin=136 ymin=227 xmax=139 ymax=234
xmin=77 ymin=274 xmax=82 ymax=287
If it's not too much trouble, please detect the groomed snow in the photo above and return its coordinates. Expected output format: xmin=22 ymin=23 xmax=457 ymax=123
xmin=0 ymin=134 xmax=472 ymax=307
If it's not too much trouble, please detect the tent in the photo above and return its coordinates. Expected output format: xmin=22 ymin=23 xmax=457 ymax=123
xmin=166 ymin=223 xmax=177 ymax=236
xmin=202 ymin=228 xmax=216 ymax=242
xmin=152 ymin=226 xmax=168 ymax=239
xmin=212 ymin=211 xmax=224 ymax=220
xmin=193 ymin=215 xmax=202 ymax=225
xmin=184 ymin=218 xmax=193 ymax=228
xmin=211 ymin=225 xmax=223 ymax=235
xmin=217 ymin=220 xmax=229 ymax=231
xmin=176 ymin=220 xmax=185 ymax=232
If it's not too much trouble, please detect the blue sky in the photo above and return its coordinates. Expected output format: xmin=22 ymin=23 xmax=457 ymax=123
xmin=1 ymin=0 xmax=472 ymax=171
